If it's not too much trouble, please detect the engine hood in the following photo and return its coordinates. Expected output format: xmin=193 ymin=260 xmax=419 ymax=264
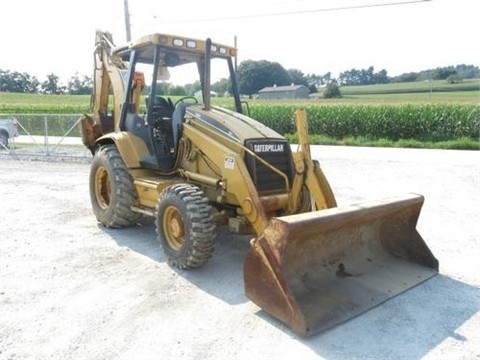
xmin=185 ymin=105 xmax=285 ymax=144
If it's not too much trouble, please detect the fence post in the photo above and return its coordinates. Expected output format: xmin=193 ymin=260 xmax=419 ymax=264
xmin=44 ymin=115 xmax=50 ymax=156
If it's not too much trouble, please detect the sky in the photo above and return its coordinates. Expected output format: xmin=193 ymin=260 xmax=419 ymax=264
xmin=0 ymin=0 xmax=479 ymax=85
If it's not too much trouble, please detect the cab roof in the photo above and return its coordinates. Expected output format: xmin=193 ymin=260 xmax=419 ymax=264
xmin=113 ymin=33 xmax=237 ymax=66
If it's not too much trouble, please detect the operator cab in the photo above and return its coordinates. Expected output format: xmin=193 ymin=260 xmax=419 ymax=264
xmin=115 ymin=34 xmax=240 ymax=171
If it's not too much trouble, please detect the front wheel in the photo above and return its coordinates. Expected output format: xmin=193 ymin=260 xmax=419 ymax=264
xmin=155 ymin=183 xmax=216 ymax=269
xmin=89 ymin=144 xmax=141 ymax=227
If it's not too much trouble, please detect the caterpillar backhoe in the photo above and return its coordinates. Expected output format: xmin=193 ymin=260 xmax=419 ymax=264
xmin=80 ymin=30 xmax=438 ymax=336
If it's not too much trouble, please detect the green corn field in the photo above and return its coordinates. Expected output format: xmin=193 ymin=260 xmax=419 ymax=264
xmin=1 ymin=90 xmax=479 ymax=149
xmin=249 ymin=103 xmax=479 ymax=142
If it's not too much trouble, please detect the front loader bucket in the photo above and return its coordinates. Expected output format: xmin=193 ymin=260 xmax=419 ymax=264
xmin=244 ymin=193 xmax=438 ymax=336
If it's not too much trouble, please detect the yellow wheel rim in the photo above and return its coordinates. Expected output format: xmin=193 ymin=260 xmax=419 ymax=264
xmin=95 ymin=165 xmax=111 ymax=210
xmin=163 ymin=205 xmax=185 ymax=251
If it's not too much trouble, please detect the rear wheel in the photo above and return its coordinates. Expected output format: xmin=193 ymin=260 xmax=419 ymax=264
xmin=90 ymin=144 xmax=141 ymax=227
xmin=156 ymin=184 xmax=216 ymax=269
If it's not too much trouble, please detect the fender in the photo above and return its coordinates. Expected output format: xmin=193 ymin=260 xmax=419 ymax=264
xmin=96 ymin=132 xmax=150 ymax=168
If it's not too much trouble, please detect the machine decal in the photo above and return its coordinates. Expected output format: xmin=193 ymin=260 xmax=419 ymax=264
xmin=253 ymin=143 xmax=285 ymax=153
xmin=224 ymin=156 xmax=235 ymax=169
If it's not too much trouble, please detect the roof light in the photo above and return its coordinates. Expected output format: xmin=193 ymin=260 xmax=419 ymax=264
xmin=186 ymin=40 xmax=197 ymax=48
xmin=173 ymin=38 xmax=184 ymax=47
xmin=210 ymin=44 xmax=218 ymax=52
xmin=219 ymin=47 xmax=227 ymax=55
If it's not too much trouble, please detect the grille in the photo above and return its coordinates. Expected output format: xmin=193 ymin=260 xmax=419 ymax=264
xmin=244 ymin=139 xmax=293 ymax=194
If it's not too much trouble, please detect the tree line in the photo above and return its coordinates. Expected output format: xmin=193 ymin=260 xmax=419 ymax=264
xmin=0 ymin=70 xmax=92 ymax=95
xmin=1 ymin=63 xmax=478 ymax=96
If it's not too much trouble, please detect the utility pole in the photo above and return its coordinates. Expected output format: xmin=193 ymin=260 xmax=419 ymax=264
xmin=124 ymin=0 xmax=132 ymax=41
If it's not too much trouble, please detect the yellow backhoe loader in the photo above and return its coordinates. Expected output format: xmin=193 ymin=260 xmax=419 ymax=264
xmin=81 ymin=31 xmax=438 ymax=336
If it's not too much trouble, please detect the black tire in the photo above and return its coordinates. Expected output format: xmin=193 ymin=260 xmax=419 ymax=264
xmin=89 ymin=144 xmax=142 ymax=227
xmin=0 ymin=131 xmax=8 ymax=148
xmin=156 ymin=183 xmax=216 ymax=269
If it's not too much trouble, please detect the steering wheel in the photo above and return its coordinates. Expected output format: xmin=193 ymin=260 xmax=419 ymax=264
xmin=167 ymin=97 xmax=175 ymax=110
xmin=173 ymin=96 xmax=198 ymax=107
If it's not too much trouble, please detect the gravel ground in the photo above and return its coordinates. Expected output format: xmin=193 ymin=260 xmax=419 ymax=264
xmin=0 ymin=145 xmax=479 ymax=360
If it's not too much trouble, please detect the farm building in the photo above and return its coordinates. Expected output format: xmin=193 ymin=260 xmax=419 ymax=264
xmin=258 ymin=84 xmax=310 ymax=100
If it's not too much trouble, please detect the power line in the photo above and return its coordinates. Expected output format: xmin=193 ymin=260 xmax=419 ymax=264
xmin=154 ymin=0 xmax=431 ymax=25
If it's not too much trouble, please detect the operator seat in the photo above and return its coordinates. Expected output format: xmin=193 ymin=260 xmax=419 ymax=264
xmin=139 ymin=96 xmax=177 ymax=170
xmin=149 ymin=96 xmax=173 ymax=120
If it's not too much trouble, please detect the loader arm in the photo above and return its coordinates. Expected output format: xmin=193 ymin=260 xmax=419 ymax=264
xmin=288 ymin=109 xmax=336 ymax=213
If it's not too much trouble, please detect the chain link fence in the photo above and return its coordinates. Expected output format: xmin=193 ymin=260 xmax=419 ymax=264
xmin=0 ymin=114 xmax=92 ymax=161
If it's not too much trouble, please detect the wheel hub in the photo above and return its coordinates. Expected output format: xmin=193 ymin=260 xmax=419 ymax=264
xmin=169 ymin=217 xmax=184 ymax=238
xmin=164 ymin=206 xmax=185 ymax=250
xmin=95 ymin=166 xmax=110 ymax=210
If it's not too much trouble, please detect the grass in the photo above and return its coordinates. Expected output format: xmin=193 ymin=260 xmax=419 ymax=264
xmin=0 ymin=92 xmax=90 ymax=105
xmin=339 ymin=78 xmax=480 ymax=95
xmin=341 ymin=91 xmax=480 ymax=103
xmin=285 ymin=134 xmax=479 ymax=150
xmin=1 ymin=78 xmax=479 ymax=111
